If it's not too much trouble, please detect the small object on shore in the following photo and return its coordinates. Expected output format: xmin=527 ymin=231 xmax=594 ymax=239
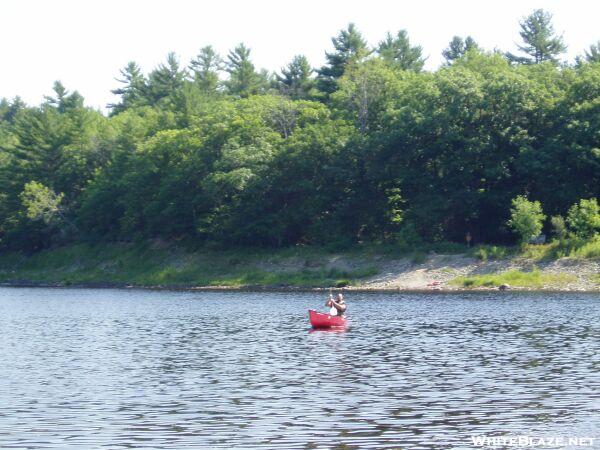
xmin=309 ymin=309 xmax=347 ymax=329
xmin=528 ymin=234 xmax=546 ymax=245
xmin=499 ymin=284 xmax=510 ymax=291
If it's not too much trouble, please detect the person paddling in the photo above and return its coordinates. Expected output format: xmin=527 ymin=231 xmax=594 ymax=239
xmin=326 ymin=292 xmax=347 ymax=317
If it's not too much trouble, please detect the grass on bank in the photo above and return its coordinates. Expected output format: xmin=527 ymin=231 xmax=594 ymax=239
xmin=379 ymin=235 xmax=600 ymax=263
xmin=0 ymin=239 xmax=482 ymax=288
xmin=472 ymin=236 xmax=600 ymax=261
xmin=0 ymin=235 xmax=597 ymax=289
xmin=451 ymin=269 xmax=577 ymax=289
xmin=0 ymin=243 xmax=379 ymax=288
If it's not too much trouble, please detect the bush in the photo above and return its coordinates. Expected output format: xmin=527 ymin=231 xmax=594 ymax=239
xmin=567 ymin=198 xmax=600 ymax=238
xmin=550 ymin=215 xmax=567 ymax=240
xmin=389 ymin=222 xmax=424 ymax=253
xmin=507 ymin=195 xmax=546 ymax=244
xmin=473 ymin=245 xmax=511 ymax=261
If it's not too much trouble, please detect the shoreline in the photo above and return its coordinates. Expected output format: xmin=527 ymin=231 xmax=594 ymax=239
xmin=1 ymin=280 xmax=599 ymax=294
xmin=1 ymin=243 xmax=598 ymax=294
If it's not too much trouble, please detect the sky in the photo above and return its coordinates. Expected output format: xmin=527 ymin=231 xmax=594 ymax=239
xmin=1 ymin=0 xmax=598 ymax=111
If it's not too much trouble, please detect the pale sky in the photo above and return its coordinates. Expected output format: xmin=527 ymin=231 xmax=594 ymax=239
xmin=1 ymin=0 xmax=598 ymax=111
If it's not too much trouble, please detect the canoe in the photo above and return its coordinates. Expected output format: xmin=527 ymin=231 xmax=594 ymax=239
xmin=309 ymin=309 xmax=347 ymax=328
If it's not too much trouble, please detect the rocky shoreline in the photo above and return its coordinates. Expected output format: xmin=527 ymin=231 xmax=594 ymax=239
xmin=354 ymin=254 xmax=600 ymax=292
xmin=1 ymin=253 xmax=598 ymax=293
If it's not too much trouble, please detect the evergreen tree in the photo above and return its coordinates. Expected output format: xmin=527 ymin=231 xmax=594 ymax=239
xmin=224 ymin=43 xmax=266 ymax=97
xmin=442 ymin=36 xmax=479 ymax=64
xmin=317 ymin=23 xmax=370 ymax=95
xmin=583 ymin=41 xmax=600 ymax=63
xmin=506 ymin=9 xmax=567 ymax=64
xmin=109 ymin=61 xmax=147 ymax=114
xmin=377 ymin=30 xmax=425 ymax=71
xmin=189 ymin=46 xmax=222 ymax=93
xmin=3 ymin=31 xmax=600 ymax=251
xmin=147 ymin=53 xmax=186 ymax=104
xmin=45 ymin=81 xmax=84 ymax=112
xmin=276 ymin=55 xmax=315 ymax=99
xmin=0 ymin=97 xmax=26 ymax=123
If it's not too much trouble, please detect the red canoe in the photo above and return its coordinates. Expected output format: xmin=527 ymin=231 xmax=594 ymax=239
xmin=309 ymin=309 xmax=348 ymax=328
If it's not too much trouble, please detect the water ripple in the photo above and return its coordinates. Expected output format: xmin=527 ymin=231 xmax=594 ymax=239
xmin=0 ymin=288 xmax=598 ymax=449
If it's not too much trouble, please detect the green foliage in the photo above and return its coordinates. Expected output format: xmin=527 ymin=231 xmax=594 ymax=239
xmin=225 ymin=44 xmax=269 ymax=97
xmin=276 ymin=55 xmax=316 ymax=100
xmin=0 ymin=243 xmax=379 ymax=288
xmin=146 ymin=53 xmax=187 ymax=106
xmin=506 ymin=9 xmax=567 ymax=64
xmin=442 ymin=36 xmax=479 ymax=63
xmin=452 ymin=269 xmax=575 ymax=288
xmin=20 ymin=181 xmax=64 ymax=224
xmin=566 ymin=198 xmax=600 ymax=238
xmin=377 ymin=30 xmax=425 ymax=71
xmin=109 ymin=62 xmax=147 ymax=114
xmin=583 ymin=42 xmax=600 ymax=63
xmin=550 ymin=215 xmax=567 ymax=239
xmin=189 ymin=46 xmax=222 ymax=94
xmin=507 ymin=196 xmax=546 ymax=244
xmin=514 ymin=236 xmax=600 ymax=260
xmin=333 ymin=59 xmax=402 ymax=133
xmin=567 ymin=237 xmax=600 ymax=259
xmin=317 ymin=23 xmax=370 ymax=95
xmin=472 ymin=245 xmax=513 ymax=261
xmin=0 ymin=22 xmax=599 ymax=255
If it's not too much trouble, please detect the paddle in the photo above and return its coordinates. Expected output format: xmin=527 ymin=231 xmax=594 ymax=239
xmin=328 ymin=288 xmax=337 ymax=316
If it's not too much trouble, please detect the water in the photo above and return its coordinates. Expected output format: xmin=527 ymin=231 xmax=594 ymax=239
xmin=0 ymin=288 xmax=598 ymax=449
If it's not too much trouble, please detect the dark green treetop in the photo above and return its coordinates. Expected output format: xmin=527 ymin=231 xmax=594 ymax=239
xmin=45 ymin=81 xmax=84 ymax=112
xmin=506 ymin=9 xmax=567 ymax=64
xmin=377 ymin=30 xmax=425 ymax=71
xmin=189 ymin=45 xmax=223 ymax=93
xmin=442 ymin=36 xmax=479 ymax=64
xmin=147 ymin=53 xmax=187 ymax=104
xmin=317 ymin=23 xmax=370 ymax=95
xmin=583 ymin=41 xmax=600 ymax=64
xmin=0 ymin=96 xmax=26 ymax=123
xmin=225 ymin=43 xmax=269 ymax=97
xmin=109 ymin=61 xmax=147 ymax=114
xmin=276 ymin=55 xmax=316 ymax=100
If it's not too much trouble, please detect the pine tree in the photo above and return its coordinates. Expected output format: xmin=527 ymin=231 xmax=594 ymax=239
xmin=147 ymin=53 xmax=186 ymax=104
xmin=189 ymin=46 xmax=222 ymax=93
xmin=108 ymin=61 xmax=147 ymax=114
xmin=317 ymin=23 xmax=370 ymax=95
xmin=45 ymin=81 xmax=84 ymax=112
xmin=276 ymin=55 xmax=315 ymax=99
xmin=377 ymin=30 xmax=425 ymax=71
xmin=584 ymin=41 xmax=600 ymax=63
xmin=224 ymin=43 xmax=266 ymax=97
xmin=442 ymin=36 xmax=479 ymax=64
xmin=506 ymin=9 xmax=567 ymax=64
xmin=0 ymin=97 xmax=26 ymax=124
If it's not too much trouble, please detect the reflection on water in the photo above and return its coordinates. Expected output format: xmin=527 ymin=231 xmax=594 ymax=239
xmin=0 ymin=288 xmax=598 ymax=449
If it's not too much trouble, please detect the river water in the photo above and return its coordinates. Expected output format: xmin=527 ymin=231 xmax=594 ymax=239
xmin=0 ymin=288 xmax=598 ymax=449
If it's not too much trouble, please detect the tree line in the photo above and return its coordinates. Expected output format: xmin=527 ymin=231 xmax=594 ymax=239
xmin=1 ymin=9 xmax=599 ymax=251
